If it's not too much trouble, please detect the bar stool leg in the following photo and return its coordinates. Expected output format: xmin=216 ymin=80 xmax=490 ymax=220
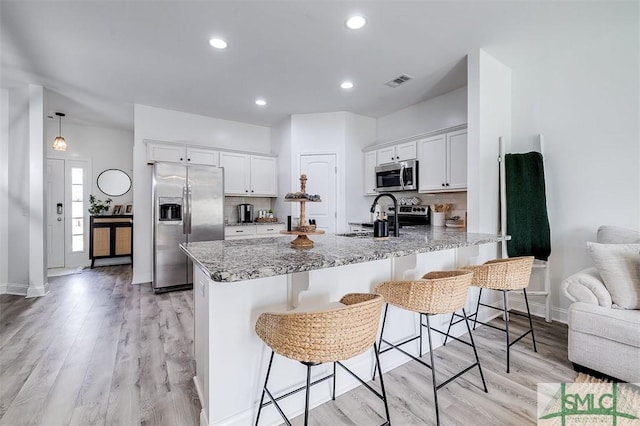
xmin=523 ymin=289 xmax=538 ymax=352
xmin=332 ymin=362 xmax=337 ymax=400
xmin=473 ymin=288 xmax=483 ymax=330
xmin=442 ymin=313 xmax=454 ymax=346
xmin=304 ymin=363 xmax=312 ymax=426
xmin=419 ymin=313 xmax=424 ymax=355
xmin=425 ymin=315 xmax=440 ymax=426
xmin=373 ymin=342 xmax=392 ymax=425
xmin=503 ymin=291 xmax=511 ymax=373
xmin=373 ymin=303 xmax=390 ymax=381
xmin=462 ymin=308 xmax=488 ymax=393
xmin=255 ymin=351 xmax=275 ymax=426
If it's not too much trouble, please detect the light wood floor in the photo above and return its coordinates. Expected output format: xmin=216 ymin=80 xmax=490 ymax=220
xmin=0 ymin=266 xmax=577 ymax=425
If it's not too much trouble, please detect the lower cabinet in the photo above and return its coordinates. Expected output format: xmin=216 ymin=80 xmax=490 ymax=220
xmin=90 ymin=215 xmax=133 ymax=268
xmin=225 ymin=224 xmax=285 ymax=240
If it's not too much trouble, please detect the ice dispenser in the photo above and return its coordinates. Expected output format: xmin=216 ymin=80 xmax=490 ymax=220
xmin=159 ymin=197 xmax=182 ymax=221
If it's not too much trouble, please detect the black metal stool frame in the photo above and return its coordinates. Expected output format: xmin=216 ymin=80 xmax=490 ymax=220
xmin=444 ymin=288 xmax=538 ymax=373
xmin=255 ymin=343 xmax=391 ymax=426
xmin=374 ymin=304 xmax=488 ymax=426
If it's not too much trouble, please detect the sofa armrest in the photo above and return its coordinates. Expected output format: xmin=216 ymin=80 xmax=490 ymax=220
xmin=561 ymin=267 xmax=613 ymax=308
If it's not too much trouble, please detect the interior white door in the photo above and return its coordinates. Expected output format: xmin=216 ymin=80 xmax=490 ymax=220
xmin=299 ymin=154 xmax=337 ymax=233
xmin=47 ymin=159 xmax=65 ymax=268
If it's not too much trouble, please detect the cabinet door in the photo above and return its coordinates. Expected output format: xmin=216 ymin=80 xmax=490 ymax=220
xmin=418 ymin=135 xmax=447 ymax=192
xmin=250 ymin=156 xmax=277 ymax=196
xmin=224 ymin=226 xmax=257 ymax=239
xmin=395 ymin=141 xmax=417 ymax=161
xmin=376 ymin=146 xmax=396 ymax=165
xmin=447 ymin=130 xmax=467 ymax=190
xmin=363 ymin=151 xmax=377 ymax=195
xmin=187 ymin=148 xmax=219 ymax=166
xmin=220 ymin=152 xmax=250 ymax=195
xmin=147 ymin=143 xmax=186 ymax=163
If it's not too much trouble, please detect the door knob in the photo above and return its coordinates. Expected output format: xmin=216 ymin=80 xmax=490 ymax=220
xmin=57 ymin=217 xmax=62 ymax=222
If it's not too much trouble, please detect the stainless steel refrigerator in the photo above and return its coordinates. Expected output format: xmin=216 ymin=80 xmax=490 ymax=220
xmin=153 ymin=162 xmax=224 ymax=293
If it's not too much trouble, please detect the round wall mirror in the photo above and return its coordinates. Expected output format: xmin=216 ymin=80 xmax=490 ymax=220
xmin=97 ymin=169 xmax=131 ymax=197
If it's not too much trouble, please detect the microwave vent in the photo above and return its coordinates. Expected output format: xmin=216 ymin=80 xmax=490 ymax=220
xmin=385 ymin=74 xmax=413 ymax=88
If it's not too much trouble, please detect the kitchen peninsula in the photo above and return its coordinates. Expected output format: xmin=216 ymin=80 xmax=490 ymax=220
xmin=181 ymin=227 xmax=507 ymax=426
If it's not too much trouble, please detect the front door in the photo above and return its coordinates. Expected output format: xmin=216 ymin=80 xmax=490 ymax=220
xmin=47 ymin=159 xmax=65 ymax=268
xmin=299 ymin=154 xmax=337 ymax=233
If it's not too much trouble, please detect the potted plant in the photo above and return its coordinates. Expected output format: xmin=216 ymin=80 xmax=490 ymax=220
xmin=88 ymin=194 xmax=112 ymax=215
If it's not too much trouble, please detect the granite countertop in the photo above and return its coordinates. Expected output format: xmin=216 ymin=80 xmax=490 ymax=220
xmin=226 ymin=222 xmax=285 ymax=227
xmin=180 ymin=226 xmax=508 ymax=283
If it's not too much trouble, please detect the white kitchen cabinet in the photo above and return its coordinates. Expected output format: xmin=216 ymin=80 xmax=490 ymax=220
xmin=186 ymin=148 xmax=219 ymax=166
xmin=147 ymin=143 xmax=186 ymax=163
xmin=219 ymin=152 xmax=277 ymax=197
xmin=376 ymin=141 xmax=417 ymax=165
xmin=363 ymin=151 xmax=377 ymax=195
xmin=147 ymin=142 xmax=218 ymax=166
xmin=418 ymin=130 xmax=467 ymax=193
xmin=225 ymin=226 xmax=256 ymax=240
xmin=225 ymin=223 xmax=285 ymax=240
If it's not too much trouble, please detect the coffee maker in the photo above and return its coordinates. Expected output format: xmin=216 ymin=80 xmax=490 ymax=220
xmin=237 ymin=204 xmax=254 ymax=223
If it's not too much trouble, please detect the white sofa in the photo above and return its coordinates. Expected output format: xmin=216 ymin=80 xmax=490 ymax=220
xmin=561 ymin=225 xmax=640 ymax=382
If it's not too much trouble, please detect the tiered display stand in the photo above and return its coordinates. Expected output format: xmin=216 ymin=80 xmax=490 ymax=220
xmin=281 ymin=174 xmax=325 ymax=248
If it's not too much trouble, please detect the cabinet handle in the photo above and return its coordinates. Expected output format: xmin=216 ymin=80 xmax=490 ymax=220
xmin=266 ymin=228 xmax=274 ymax=231
xmin=251 ymin=190 xmax=254 ymax=193
xmin=245 ymin=190 xmax=248 ymax=193
xmin=187 ymin=158 xmax=191 ymax=161
xmin=446 ymin=183 xmax=450 ymax=186
xmin=441 ymin=183 xmax=445 ymax=187
xmin=180 ymin=158 xmax=183 ymax=161
xmin=235 ymin=230 xmax=243 ymax=233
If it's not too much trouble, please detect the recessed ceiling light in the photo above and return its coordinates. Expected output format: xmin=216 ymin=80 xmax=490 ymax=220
xmin=340 ymin=81 xmax=354 ymax=89
xmin=255 ymin=99 xmax=267 ymax=106
xmin=345 ymin=15 xmax=367 ymax=30
xmin=208 ymin=38 xmax=227 ymax=49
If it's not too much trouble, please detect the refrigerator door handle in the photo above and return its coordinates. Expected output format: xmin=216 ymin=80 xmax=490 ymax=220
xmin=187 ymin=185 xmax=193 ymax=235
xmin=182 ymin=184 xmax=188 ymax=235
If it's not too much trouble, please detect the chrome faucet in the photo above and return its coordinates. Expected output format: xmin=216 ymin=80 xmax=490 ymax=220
xmin=370 ymin=192 xmax=399 ymax=237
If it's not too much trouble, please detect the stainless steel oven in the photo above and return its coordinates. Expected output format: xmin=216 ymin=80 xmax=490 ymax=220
xmin=375 ymin=160 xmax=418 ymax=192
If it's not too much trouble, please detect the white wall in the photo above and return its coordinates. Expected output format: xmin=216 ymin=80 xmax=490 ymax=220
xmin=467 ymin=49 xmax=512 ymax=238
xmin=509 ymin=20 xmax=639 ymax=313
xmin=271 ymin=116 xmax=292 ymax=223
xmin=132 ymin=104 xmax=272 ymax=284
xmin=6 ymin=86 xmax=30 ymax=288
xmin=0 ymin=89 xmax=8 ymax=288
xmin=46 ymin=121 xmax=134 ymax=206
xmin=1 ymin=85 xmax=48 ymax=296
xmin=375 ymin=86 xmax=467 ymax=144
xmin=345 ymin=112 xmax=376 ymax=222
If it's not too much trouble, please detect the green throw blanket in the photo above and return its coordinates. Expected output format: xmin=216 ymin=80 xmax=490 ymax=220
xmin=505 ymin=152 xmax=551 ymax=261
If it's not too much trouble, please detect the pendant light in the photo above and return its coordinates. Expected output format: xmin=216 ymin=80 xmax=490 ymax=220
xmin=52 ymin=112 xmax=67 ymax=151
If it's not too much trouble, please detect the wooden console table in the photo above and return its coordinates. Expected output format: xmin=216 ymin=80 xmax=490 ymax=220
xmin=89 ymin=215 xmax=133 ymax=268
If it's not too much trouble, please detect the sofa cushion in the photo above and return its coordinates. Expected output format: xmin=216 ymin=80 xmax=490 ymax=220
xmin=597 ymin=225 xmax=640 ymax=244
xmin=569 ymin=302 xmax=640 ymax=348
xmin=587 ymin=242 xmax=640 ymax=309
xmin=562 ymin=267 xmax=612 ymax=307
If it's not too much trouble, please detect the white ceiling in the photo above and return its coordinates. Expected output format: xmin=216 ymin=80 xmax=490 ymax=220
xmin=0 ymin=1 xmax=633 ymax=131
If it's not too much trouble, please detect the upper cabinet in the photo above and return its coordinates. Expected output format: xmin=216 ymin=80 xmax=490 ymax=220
xmin=219 ymin=152 xmax=277 ymax=197
xmin=147 ymin=143 xmax=218 ymax=166
xmin=418 ymin=129 xmax=467 ymax=193
xmin=376 ymin=141 xmax=417 ymax=165
xmin=363 ymin=151 xmax=377 ymax=195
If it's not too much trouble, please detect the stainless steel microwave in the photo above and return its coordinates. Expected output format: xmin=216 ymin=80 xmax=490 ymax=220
xmin=375 ymin=160 xmax=418 ymax=192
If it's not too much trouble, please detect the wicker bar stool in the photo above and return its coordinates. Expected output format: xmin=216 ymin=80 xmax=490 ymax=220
xmin=374 ymin=270 xmax=487 ymax=426
xmin=254 ymin=293 xmax=391 ymax=426
xmin=444 ymin=256 xmax=536 ymax=373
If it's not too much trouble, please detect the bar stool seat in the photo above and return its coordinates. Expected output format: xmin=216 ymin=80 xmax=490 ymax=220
xmin=254 ymin=293 xmax=391 ymax=426
xmin=444 ymin=256 xmax=536 ymax=373
xmin=374 ymin=270 xmax=487 ymax=426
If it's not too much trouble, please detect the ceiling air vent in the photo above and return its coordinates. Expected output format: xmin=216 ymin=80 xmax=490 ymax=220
xmin=385 ymin=74 xmax=413 ymax=88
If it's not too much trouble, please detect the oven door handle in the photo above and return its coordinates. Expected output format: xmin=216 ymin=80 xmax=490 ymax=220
xmin=399 ymin=164 xmax=406 ymax=190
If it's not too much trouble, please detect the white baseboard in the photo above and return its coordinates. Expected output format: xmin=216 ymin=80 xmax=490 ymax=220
xmin=26 ymin=282 xmax=49 ymax=298
xmin=0 ymin=282 xmax=29 ymax=296
xmin=132 ymin=272 xmax=151 ymax=285
xmin=507 ymin=295 xmax=568 ymax=324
